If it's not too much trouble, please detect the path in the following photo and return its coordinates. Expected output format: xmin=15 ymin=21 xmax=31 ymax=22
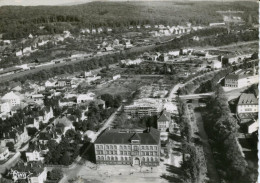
xmin=58 ymin=105 xmax=122 ymax=183
xmin=192 ymin=100 xmax=220 ymax=183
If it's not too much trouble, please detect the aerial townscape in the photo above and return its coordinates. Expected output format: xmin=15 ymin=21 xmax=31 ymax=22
xmin=0 ymin=0 xmax=258 ymax=183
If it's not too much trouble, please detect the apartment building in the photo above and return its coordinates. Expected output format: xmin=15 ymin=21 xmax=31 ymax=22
xmin=225 ymin=69 xmax=258 ymax=88
xmin=94 ymin=128 xmax=160 ymax=166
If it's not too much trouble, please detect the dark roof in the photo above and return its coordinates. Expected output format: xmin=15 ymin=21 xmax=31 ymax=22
xmin=12 ymin=161 xmax=44 ymax=177
xmin=158 ymin=111 xmax=171 ymax=122
xmin=95 ymin=128 xmax=160 ymax=145
xmin=225 ymin=73 xmax=247 ymax=80
xmin=38 ymin=132 xmax=52 ymax=140
xmin=238 ymin=93 xmax=258 ymax=105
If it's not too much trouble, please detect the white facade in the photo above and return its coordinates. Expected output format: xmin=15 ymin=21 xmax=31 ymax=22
xmin=77 ymin=93 xmax=96 ymax=103
xmin=29 ymin=170 xmax=47 ymax=183
xmin=0 ymin=102 xmax=11 ymax=113
xmin=26 ymin=150 xmax=44 ymax=162
xmin=248 ymin=120 xmax=258 ymax=134
xmin=2 ymin=91 xmax=21 ymax=107
xmin=45 ymin=80 xmax=56 ymax=88
xmin=112 ymin=74 xmax=121 ymax=80
xmin=225 ymin=75 xmax=259 ymax=88
xmin=237 ymin=104 xmax=258 ymax=113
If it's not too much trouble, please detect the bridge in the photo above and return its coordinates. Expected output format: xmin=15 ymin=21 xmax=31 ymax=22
xmin=178 ymin=92 xmax=215 ymax=100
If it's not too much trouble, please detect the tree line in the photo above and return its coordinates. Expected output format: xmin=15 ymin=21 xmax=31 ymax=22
xmin=203 ymin=85 xmax=253 ymax=182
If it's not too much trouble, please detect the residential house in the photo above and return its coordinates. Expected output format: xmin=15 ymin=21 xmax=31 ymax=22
xmin=12 ymin=86 xmax=22 ymax=92
xmin=77 ymin=93 xmax=96 ymax=104
xmin=237 ymin=93 xmax=258 ymax=114
xmin=157 ymin=111 xmax=171 ymax=132
xmin=45 ymin=79 xmax=56 ymax=88
xmin=26 ymin=147 xmax=44 ymax=162
xmin=168 ymin=50 xmax=180 ymax=57
xmin=94 ymin=128 xmax=160 ymax=166
xmin=158 ymin=54 xmax=169 ymax=62
xmin=31 ymin=94 xmax=44 ymax=105
xmin=1 ymin=125 xmax=29 ymax=148
xmin=112 ymin=74 xmax=121 ymax=80
xmin=8 ymin=161 xmax=47 ymax=183
xmin=26 ymin=117 xmax=40 ymax=130
xmin=120 ymin=59 xmax=143 ymax=65
xmin=207 ymin=60 xmax=222 ymax=69
xmin=56 ymin=79 xmax=72 ymax=88
xmin=54 ymin=116 xmax=74 ymax=135
xmin=144 ymin=25 xmax=151 ymax=29
xmin=149 ymin=31 xmax=159 ymax=37
xmin=96 ymin=99 xmax=106 ymax=109
xmin=2 ymin=91 xmax=21 ymax=107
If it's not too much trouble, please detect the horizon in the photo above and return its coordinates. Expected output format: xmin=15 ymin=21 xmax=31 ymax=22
xmin=0 ymin=0 xmax=257 ymax=7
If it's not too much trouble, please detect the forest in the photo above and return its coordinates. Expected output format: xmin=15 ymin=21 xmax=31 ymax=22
xmin=0 ymin=1 xmax=258 ymax=39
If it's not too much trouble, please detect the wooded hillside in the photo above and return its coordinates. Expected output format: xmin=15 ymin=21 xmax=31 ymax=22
xmin=0 ymin=1 xmax=258 ymax=39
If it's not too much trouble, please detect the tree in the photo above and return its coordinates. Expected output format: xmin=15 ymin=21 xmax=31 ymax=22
xmin=48 ymin=168 xmax=63 ymax=180
xmin=60 ymin=151 xmax=71 ymax=166
xmin=6 ymin=142 xmax=15 ymax=152
xmin=27 ymin=127 xmax=38 ymax=136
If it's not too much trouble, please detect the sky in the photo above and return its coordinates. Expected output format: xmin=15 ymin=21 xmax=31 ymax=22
xmin=0 ymin=0 xmax=256 ymax=6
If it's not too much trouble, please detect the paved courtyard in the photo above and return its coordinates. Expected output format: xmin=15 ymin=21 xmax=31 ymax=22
xmin=67 ymin=157 xmax=179 ymax=183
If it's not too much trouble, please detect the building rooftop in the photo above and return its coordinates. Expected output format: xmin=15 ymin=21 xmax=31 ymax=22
xmin=95 ymin=128 xmax=160 ymax=145
xmin=2 ymin=91 xmax=20 ymax=100
xmin=238 ymin=93 xmax=258 ymax=105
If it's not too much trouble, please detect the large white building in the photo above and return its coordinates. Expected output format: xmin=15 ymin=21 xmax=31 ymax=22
xmin=94 ymin=128 xmax=160 ymax=166
xmin=237 ymin=93 xmax=258 ymax=114
xmin=225 ymin=69 xmax=259 ymax=88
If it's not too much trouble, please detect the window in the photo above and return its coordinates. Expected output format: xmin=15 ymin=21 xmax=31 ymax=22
xmin=154 ymin=146 xmax=157 ymax=150
xmin=125 ymin=157 xmax=127 ymax=161
xmin=120 ymin=151 xmax=123 ymax=155
xmin=96 ymin=145 xmax=99 ymax=149
xmin=97 ymin=156 xmax=100 ymax=160
xmin=106 ymin=145 xmax=109 ymax=149
xmin=151 ymin=146 xmax=153 ymax=150
xmin=141 ymin=146 xmax=144 ymax=150
xmin=114 ymin=145 xmax=117 ymax=149
xmin=110 ymin=145 xmax=113 ymax=149
xmin=120 ymin=145 xmax=122 ymax=149
xmin=124 ymin=146 xmax=126 ymax=150
xmin=107 ymin=156 xmax=110 ymax=160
